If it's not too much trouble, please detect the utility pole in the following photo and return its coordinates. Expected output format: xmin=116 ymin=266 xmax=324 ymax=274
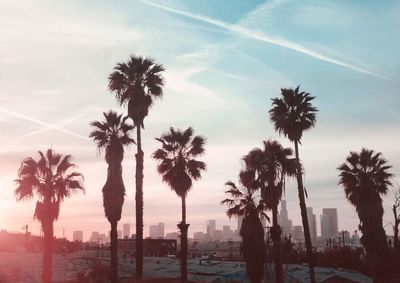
xmin=21 ymin=225 xmax=29 ymax=249
xmin=338 ymin=230 xmax=346 ymax=247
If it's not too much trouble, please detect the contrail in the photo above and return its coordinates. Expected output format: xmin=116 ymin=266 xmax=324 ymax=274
xmin=0 ymin=107 xmax=90 ymax=141
xmin=140 ymin=0 xmax=388 ymax=80
xmin=22 ymin=111 xmax=87 ymax=138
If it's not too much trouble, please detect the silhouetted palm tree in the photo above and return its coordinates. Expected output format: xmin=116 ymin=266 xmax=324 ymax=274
xmin=338 ymin=148 xmax=392 ymax=282
xmin=221 ymin=171 xmax=268 ymax=283
xmin=243 ymin=140 xmax=296 ymax=283
xmin=14 ymin=149 xmax=84 ymax=283
xmin=153 ymin=127 xmax=206 ymax=283
xmin=269 ymin=86 xmax=317 ymax=283
xmin=108 ymin=55 xmax=165 ymax=279
xmin=90 ymin=111 xmax=134 ymax=283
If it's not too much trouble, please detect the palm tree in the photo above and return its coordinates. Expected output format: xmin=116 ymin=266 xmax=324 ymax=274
xmin=221 ymin=170 xmax=268 ymax=283
xmin=243 ymin=140 xmax=296 ymax=283
xmin=108 ymin=55 xmax=165 ymax=279
xmin=269 ymin=86 xmax=317 ymax=283
xmin=338 ymin=148 xmax=392 ymax=282
xmin=14 ymin=149 xmax=84 ymax=283
xmin=89 ymin=111 xmax=134 ymax=283
xmin=153 ymin=127 xmax=206 ymax=283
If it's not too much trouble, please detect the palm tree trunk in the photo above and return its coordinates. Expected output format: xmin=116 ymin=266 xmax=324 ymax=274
xmin=272 ymin=206 xmax=283 ymax=283
xmin=111 ymin=221 xmax=118 ymax=283
xmin=393 ymin=205 xmax=399 ymax=249
xmin=294 ymin=140 xmax=316 ymax=283
xmin=135 ymin=126 xmax=144 ymax=280
xmin=178 ymin=196 xmax=189 ymax=283
xmin=42 ymin=221 xmax=53 ymax=283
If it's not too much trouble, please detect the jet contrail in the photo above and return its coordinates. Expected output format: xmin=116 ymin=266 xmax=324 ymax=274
xmin=22 ymin=111 xmax=88 ymax=138
xmin=140 ymin=0 xmax=388 ymax=80
xmin=0 ymin=107 xmax=90 ymax=141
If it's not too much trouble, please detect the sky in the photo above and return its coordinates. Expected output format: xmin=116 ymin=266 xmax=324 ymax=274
xmin=0 ymin=0 xmax=399 ymax=241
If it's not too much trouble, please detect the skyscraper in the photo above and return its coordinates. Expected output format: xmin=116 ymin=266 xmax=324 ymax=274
xmin=206 ymin=220 xmax=216 ymax=238
xmin=123 ymin=223 xmax=130 ymax=239
xmin=149 ymin=222 xmax=165 ymax=238
xmin=222 ymin=225 xmax=233 ymax=240
xmin=321 ymin=208 xmax=338 ymax=239
xmin=306 ymin=207 xmax=317 ymax=244
xmin=158 ymin=222 xmax=165 ymax=238
xmin=279 ymin=200 xmax=293 ymax=236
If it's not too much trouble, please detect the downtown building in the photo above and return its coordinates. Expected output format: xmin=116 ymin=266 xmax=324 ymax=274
xmin=321 ymin=208 xmax=339 ymax=240
xmin=149 ymin=223 xmax=165 ymax=239
xmin=122 ymin=223 xmax=130 ymax=239
xmin=278 ymin=200 xmax=293 ymax=236
xmin=306 ymin=207 xmax=317 ymax=244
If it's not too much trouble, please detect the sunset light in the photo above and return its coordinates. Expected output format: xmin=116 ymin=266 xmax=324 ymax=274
xmin=0 ymin=1 xmax=399 ymax=282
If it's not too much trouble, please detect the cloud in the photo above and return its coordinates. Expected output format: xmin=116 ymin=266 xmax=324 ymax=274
xmin=140 ymin=0 xmax=389 ymax=80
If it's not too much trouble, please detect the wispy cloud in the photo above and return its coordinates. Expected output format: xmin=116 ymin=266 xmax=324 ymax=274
xmin=0 ymin=107 xmax=90 ymax=141
xmin=140 ymin=0 xmax=388 ymax=80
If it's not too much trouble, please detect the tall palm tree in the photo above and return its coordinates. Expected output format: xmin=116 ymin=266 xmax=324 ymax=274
xmin=269 ymin=86 xmax=317 ymax=283
xmin=221 ymin=170 xmax=268 ymax=283
xmin=14 ymin=149 xmax=84 ymax=283
xmin=338 ymin=148 xmax=392 ymax=282
xmin=243 ymin=140 xmax=296 ymax=283
xmin=89 ymin=111 xmax=134 ymax=283
xmin=108 ymin=55 xmax=165 ymax=279
xmin=153 ymin=127 xmax=206 ymax=283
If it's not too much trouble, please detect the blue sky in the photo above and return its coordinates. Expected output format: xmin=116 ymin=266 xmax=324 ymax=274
xmin=0 ymin=0 xmax=399 ymax=240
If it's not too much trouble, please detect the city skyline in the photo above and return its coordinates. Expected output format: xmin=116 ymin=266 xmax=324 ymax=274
xmin=17 ymin=205 xmax=348 ymax=242
xmin=0 ymin=0 xmax=399 ymax=241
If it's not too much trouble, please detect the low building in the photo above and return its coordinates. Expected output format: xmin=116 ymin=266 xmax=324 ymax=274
xmin=118 ymin=238 xmax=177 ymax=257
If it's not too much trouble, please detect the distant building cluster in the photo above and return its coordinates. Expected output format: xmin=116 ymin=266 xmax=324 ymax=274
xmin=278 ymin=200 xmax=360 ymax=247
xmin=71 ymin=205 xmax=360 ymax=251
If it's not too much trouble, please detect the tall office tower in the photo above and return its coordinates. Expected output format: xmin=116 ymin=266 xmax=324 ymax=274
xmin=149 ymin=222 xmax=165 ymax=238
xmin=158 ymin=222 xmax=165 ymax=238
xmin=117 ymin=230 xmax=122 ymax=239
xmin=73 ymin=231 xmax=83 ymax=242
xmin=320 ymin=214 xmax=330 ymax=240
xmin=222 ymin=225 xmax=234 ymax=240
xmin=123 ymin=223 xmax=130 ymax=239
xmin=279 ymin=200 xmax=293 ymax=236
xmin=206 ymin=220 xmax=216 ymax=237
xmin=321 ymin=208 xmax=339 ymax=239
xmin=306 ymin=207 xmax=317 ymax=244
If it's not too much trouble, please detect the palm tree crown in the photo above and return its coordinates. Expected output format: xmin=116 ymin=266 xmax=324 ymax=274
xmin=153 ymin=127 xmax=206 ymax=197
xmin=90 ymin=111 xmax=134 ymax=163
xmin=269 ymin=86 xmax=317 ymax=142
xmin=221 ymin=170 xmax=268 ymax=220
xmin=242 ymin=140 xmax=296 ymax=208
xmin=108 ymin=55 xmax=165 ymax=128
xmin=338 ymin=148 xmax=392 ymax=214
xmin=15 ymin=149 xmax=85 ymax=222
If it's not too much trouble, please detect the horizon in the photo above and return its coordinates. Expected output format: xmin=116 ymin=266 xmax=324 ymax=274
xmin=1 ymin=0 xmax=399 ymax=242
